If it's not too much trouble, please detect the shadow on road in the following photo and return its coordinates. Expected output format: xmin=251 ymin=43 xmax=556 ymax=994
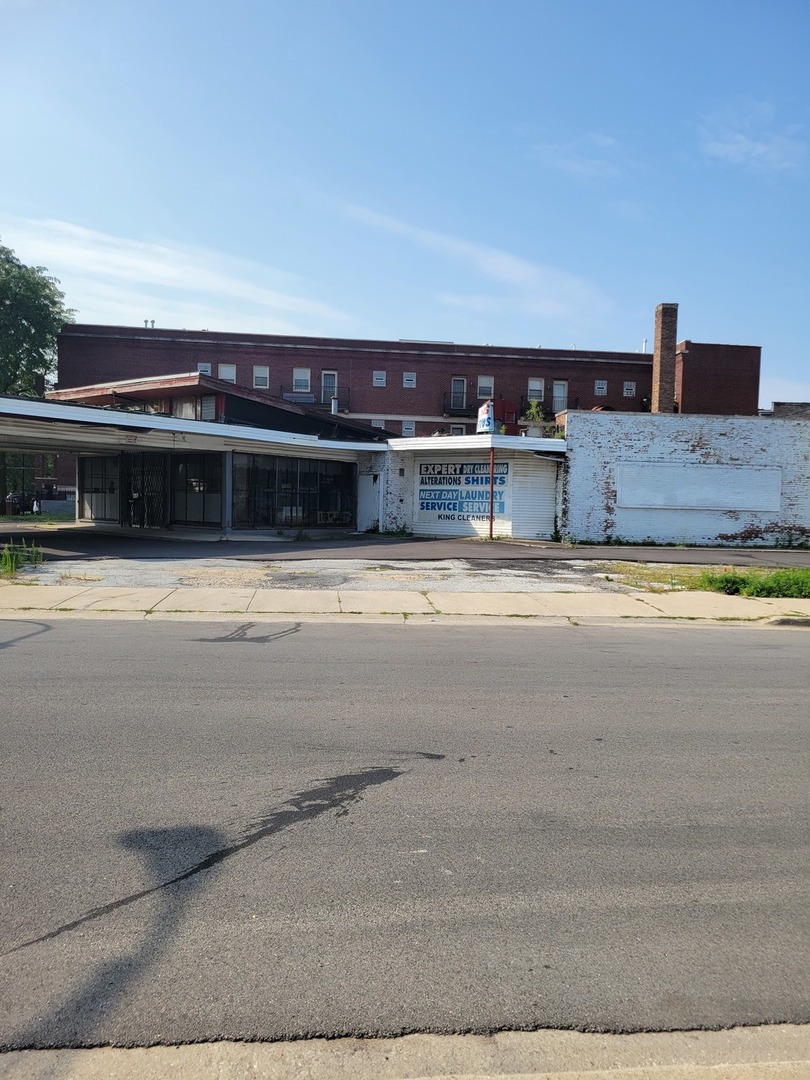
xmin=3 ymin=767 xmax=408 ymax=1051
xmin=4 ymin=825 xmax=226 ymax=1053
xmin=0 ymin=620 xmax=51 ymax=651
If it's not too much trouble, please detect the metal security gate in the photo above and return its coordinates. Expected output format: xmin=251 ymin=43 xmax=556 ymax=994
xmin=120 ymin=452 xmax=169 ymax=528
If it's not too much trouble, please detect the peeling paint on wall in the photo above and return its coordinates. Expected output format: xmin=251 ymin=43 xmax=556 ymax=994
xmin=562 ymin=414 xmax=809 ymax=546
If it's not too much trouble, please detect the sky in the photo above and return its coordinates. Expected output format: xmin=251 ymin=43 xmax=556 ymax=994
xmin=1 ymin=0 xmax=808 ymax=408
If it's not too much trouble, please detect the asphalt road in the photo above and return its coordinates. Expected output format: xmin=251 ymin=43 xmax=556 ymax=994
xmin=3 ymin=523 xmax=810 ymax=566
xmin=1 ymin=619 xmax=808 ymax=1050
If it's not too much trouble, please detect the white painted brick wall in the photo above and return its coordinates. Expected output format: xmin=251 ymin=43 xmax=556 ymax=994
xmin=380 ymin=452 xmax=414 ymax=532
xmin=562 ymin=413 xmax=810 ymax=545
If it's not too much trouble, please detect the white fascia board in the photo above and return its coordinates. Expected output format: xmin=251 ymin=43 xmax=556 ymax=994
xmin=0 ymin=396 xmax=380 ymax=454
xmin=386 ymin=434 xmax=566 ymax=453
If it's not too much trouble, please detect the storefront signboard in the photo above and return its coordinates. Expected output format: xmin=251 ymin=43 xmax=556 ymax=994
xmin=416 ymin=461 xmax=511 ymax=524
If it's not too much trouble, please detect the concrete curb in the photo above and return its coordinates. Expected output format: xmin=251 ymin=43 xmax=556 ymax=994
xmin=0 ymin=1026 xmax=807 ymax=1079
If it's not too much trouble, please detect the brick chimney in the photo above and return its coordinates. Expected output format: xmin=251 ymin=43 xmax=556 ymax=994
xmin=651 ymin=302 xmax=678 ymax=413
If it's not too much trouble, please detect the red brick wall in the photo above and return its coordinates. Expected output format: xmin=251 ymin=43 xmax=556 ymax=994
xmin=675 ymin=341 xmax=761 ymax=416
xmin=58 ymin=326 xmax=653 ymax=417
xmin=58 ymin=325 xmax=760 ymax=422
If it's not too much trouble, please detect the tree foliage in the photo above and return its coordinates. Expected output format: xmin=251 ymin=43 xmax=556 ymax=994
xmin=0 ymin=241 xmax=75 ymax=396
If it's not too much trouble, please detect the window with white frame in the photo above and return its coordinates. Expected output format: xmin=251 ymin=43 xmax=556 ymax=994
xmin=372 ymin=370 xmax=386 ymax=387
xmin=403 ymin=371 xmax=417 ymax=388
xmin=594 ymin=379 xmax=608 ymax=397
xmin=623 ymin=380 xmax=637 ymax=397
xmin=371 ymin=419 xmax=386 ymax=429
xmin=477 ymin=374 xmax=494 ymax=398
xmin=218 ymin=363 xmax=236 ymax=383
xmin=450 ymin=424 xmax=465 ymax=436
xmin=293 ymin=367 xmax=311 ymax=392
xmin=401 ymin=420 xmax=416 ymax=436
xmin=253 ymin=365 xmax=269 ymax=389
xmin=527 ymin=377 xmax=544 ymax=402
xmin=197 ymin=362 xmax=212 ymax=376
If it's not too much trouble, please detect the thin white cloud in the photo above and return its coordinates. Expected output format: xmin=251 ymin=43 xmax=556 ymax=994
xmin=700 ymin=103 xmax=807 ymax=172
xmin=0 ymin=218 xmax=348 ymax=332
xmin=529 ymin=132 xmax=627 ymax=180
xmin=345 ymin=205 xmax=612 ymax=321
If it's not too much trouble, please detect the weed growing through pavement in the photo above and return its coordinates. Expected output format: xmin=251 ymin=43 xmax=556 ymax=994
xmin=1 ymin=539 xmax=43 ymax=576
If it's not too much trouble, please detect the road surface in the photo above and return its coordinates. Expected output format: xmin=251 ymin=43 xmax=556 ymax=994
xmin=1 ymin=618 xmax=807 ymax=1049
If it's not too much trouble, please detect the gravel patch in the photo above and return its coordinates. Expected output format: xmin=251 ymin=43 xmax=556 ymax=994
xmin=17 ymin=556 xmax=627 ymax=593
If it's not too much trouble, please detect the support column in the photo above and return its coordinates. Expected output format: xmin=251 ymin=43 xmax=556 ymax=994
xmin=221 ymin=451 xmax=233 ymax=531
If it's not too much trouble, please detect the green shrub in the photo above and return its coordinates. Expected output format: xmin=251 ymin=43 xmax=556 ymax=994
xmin=695 ymin=568 xmax=810 ymax=599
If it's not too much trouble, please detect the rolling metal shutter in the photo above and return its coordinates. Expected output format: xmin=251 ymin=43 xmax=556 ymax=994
xmin=510 ymin=455 xmax=557 ymax=539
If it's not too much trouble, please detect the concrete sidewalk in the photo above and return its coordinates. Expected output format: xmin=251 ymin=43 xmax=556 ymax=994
xmin=1 ymin=1025 xmax=807 ymax=1079
xmin=0 ymin=581 xmax=809 ymax=622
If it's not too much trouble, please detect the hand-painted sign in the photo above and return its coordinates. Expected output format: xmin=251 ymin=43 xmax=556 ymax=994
xmin=417 ymin=461 xmax=511 ymax=523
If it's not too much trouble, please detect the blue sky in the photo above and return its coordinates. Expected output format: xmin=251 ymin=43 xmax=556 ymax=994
xmin=2 ymin=0 xmax=808 ymax=407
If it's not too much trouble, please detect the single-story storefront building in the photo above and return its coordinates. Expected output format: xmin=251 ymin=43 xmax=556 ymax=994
xmin=2 ymin=394 xmax=807 ymax=546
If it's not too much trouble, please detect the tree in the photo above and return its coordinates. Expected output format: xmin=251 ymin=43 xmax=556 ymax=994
xmin=0 ymin=240 xmax=74 ymax=396
xmin=0 ymin=241 xmax=75 ymax=505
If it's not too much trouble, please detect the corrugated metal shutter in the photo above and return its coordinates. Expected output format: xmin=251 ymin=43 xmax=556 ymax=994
xmin=511 ymin=455 xmax=557 ymax=538
xmin=409 ymin=452 xmax=511 ymax=538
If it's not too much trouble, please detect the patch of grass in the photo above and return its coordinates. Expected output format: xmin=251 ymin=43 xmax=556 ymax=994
xmin=600 ymin=561 xmax=810 ymax=599
xmin=595 ymin=561 xmax=705 ymax=592
xmin=1 ymin=539 xmax=44 ymax=576
xmin=1 ymin=512 xmax=74 ymax=523
xmin=696 ymin=567 xmax=810 ymax=599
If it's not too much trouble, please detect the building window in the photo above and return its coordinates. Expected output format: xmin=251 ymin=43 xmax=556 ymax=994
xmin=293 ymin=368 xmax=311 ymax=392
xmin=253 ymin=365 xmax=269 ymax=389
xmin=403 ymin=371 xmax=417 ymax=388
xmin=449 ymin=377 xmax=466 ymax=410
xmin=232 ymin=454 xmax=356 ymax=529
xmin=450 ymin=425 xmax=465 ymax=436
xmin=172 ymin=454 xmax=222 ymax=526
xmin=552 ymin=380 xmax=568 ymax=413
xmin=477 ymin=375 xmax=494 ymax=399
xmin=594 ymin=379 xmax=608 ymax=397
xmin=218 ymin=363 xmax=236 ymax=383
xmin=172 ymin=397 xmax=197 ymax=420
xmin=401 ymin=420 xmax=416 ymax=436
xmin=200 ymin=395 xmax=216 ymax=421
xmin=321 ymin=370 xmax=337 ymax=405
xmin=197 ymin=362 xmax=212 ymax=376
xmin=623 ymin=380 xmax=636 ymax=397
xmin=527 ymin=377 xmax=544 ymax=402
xmin=372 ymin=370 xmax=386 ymax=387
xmin=371 ymin=419 xmax=386 ymax=429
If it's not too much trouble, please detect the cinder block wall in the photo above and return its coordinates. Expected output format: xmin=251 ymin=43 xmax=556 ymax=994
xmin=561 ymin=413 xmax=810 ymax=545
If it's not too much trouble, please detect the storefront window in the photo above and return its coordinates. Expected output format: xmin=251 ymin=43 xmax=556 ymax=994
xmin=232 ymin=453 xmax=355 ymax=529
xmin=171 ymin=454 xmax=222 ymax=525
xmin=79 ymin=456 xmax=119 ymax=521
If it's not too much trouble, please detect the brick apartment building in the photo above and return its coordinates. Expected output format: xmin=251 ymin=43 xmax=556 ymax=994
xmin=57 ymin=322 xmax=762 ymax=439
